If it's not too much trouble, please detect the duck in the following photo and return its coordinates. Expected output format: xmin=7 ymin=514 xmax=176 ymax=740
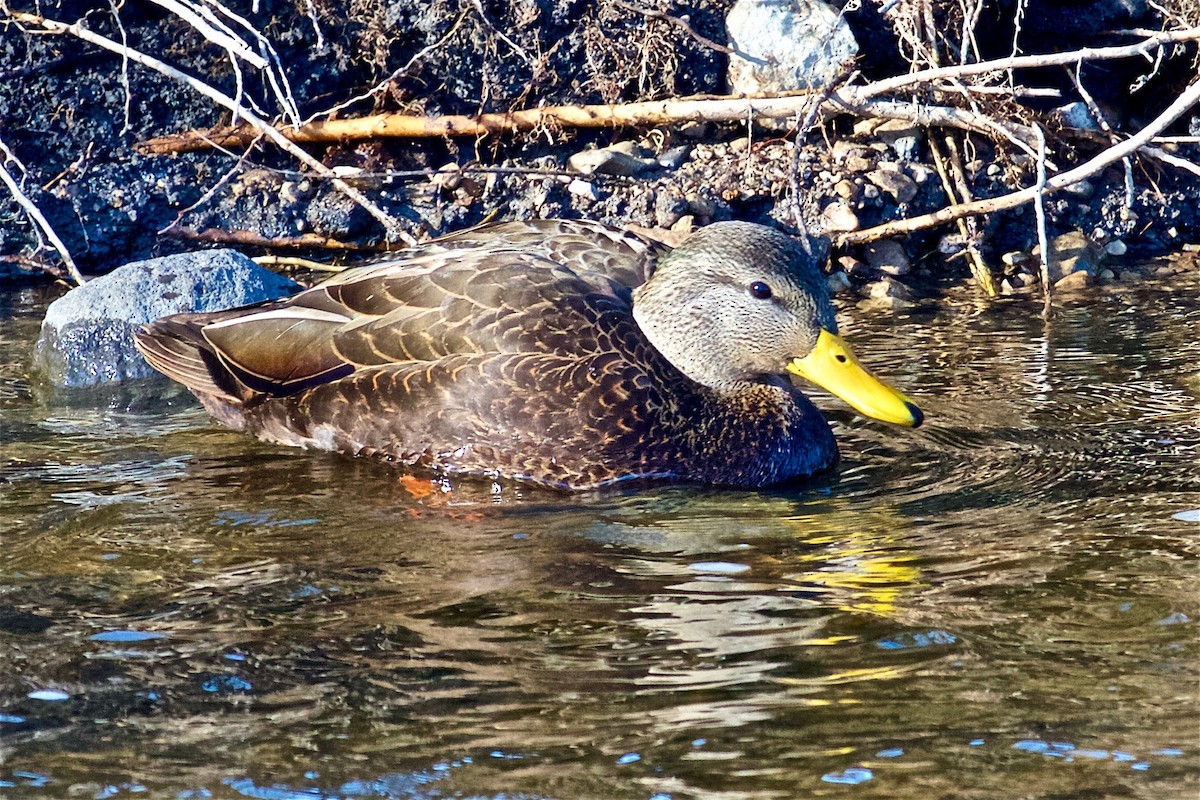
xmin=135 ymin=219 xmax=922 ymax=490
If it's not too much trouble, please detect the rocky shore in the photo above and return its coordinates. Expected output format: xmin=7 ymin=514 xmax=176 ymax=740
xmin=3 ymin=0 xmax=1197 ymax=314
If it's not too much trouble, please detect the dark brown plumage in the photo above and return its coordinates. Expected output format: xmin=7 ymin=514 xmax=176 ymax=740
xmin=135 ymin=219 xmax=920 ymax=489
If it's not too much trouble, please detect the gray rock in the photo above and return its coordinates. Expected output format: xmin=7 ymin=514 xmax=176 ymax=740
xmin=36 ymin=250 xmax=300 ymax=387
xmin=825 ymin=270 xmax=853 ymax=294
xmin=654 ymin=193 xmax=690 ymax=228
xmin=726 ymin=0 xmax=858 ymax=95
xmin=874 ymin=120 xmax=924 ymax=161
xmin=1104 ymin=239 xmax=1128 ymax=256
xmin=568 ymin=144 xmax=657 ymax=177
xmin=867 ymin=276 xmax=914 ymax=300
xmin=658 ymin=145 xmax=693 ymax=169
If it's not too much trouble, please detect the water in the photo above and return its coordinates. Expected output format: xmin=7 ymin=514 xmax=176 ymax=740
xmin=1 ymin=276 xmax=1197 ymax=798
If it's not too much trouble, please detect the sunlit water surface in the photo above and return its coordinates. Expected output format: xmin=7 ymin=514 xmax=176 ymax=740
xmin=0 ymin=274 xmax=1196 ymax=799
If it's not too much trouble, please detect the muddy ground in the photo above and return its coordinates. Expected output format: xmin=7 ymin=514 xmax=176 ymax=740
xmin=1 ymin=0 xmax=1198 ymax=298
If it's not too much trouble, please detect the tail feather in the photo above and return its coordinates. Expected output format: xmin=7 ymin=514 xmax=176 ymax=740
xmin=134 ymin=313 xmax=251 ymax=405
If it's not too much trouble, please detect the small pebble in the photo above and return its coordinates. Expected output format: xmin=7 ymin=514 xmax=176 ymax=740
xmin=868 ymin=165 xmax=918 ymax=203
xmin=820 ymin=201 xmax=860 ymax=233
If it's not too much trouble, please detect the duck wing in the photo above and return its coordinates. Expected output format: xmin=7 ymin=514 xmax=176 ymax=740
xmin=413 ymin=218 xmax=668 ymax=287
xmin=136 ymin=230 xmax=658 ymax=407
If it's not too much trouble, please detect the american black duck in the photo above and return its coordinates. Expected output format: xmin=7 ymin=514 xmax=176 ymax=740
xmin=135 ymin=219 xmax=922 ymax=489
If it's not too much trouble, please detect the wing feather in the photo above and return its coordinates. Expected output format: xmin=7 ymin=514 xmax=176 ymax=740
xmin=137 ymin=220 xmax=658 ymax=408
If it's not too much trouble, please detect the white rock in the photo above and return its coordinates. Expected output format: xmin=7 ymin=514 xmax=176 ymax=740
xmin=726 ymin=0 xmax=858 ymax=95
xmin=1055 ymin=101 xmax=1100 ymax=131
xmin=568 ymin=178 xmax=599 ymax=200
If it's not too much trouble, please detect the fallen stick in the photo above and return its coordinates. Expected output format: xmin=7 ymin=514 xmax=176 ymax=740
xmin=853 ymin=27 xmax=1200 ymax=101
xmin=837 ymin=76 xmax=1200 ymax=246
xmin=137 ymin=89 xmax=1043 ymax=154
xmin=163 ymin=225 xmax=395 ymax=251
xmin=134 ymin=27 xmax=1199 ymax=154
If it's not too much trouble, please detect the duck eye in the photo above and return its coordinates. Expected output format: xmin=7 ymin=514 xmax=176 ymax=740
xmin=749 ymin=281 xmax=773 ymax=300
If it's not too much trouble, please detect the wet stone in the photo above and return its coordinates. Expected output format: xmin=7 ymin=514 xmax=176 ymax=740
xmin=826 ymin=270 xmax=853 ymax=294
xmin=1038 ymin=230 xmax=1104 ymax=282
xmin=35 ymin=250 xmax=300 ymax=387
xmin=868 ymin=276 xmax=914 ymax=300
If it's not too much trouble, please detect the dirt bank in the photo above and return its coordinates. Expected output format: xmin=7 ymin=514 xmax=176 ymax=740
xmin=2 ymin=0 xmax=1197 ymax=299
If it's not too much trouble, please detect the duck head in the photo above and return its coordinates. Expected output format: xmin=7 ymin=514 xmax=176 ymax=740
xmin=632 ymin=222 xmax=922 ymax=427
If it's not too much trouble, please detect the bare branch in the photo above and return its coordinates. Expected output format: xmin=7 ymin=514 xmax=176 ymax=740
xmin=0 ymin=137 xmax=86 ymax=285
xmin=135 ymin=29 xmax=1199 ymax=156
xmin=1031 ymin=124 xmax=1052 ymax=316
xmin=838 ymin=77 xmax=1200 ymax=246
xmin=855 ymin=26 xmax=1200 ymax=101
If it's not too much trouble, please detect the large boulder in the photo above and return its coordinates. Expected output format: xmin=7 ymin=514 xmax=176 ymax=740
xmin=726 ymin=0 xmax=859 ymax=95
xmin=35 ymin=250 xmax=300 ymax=387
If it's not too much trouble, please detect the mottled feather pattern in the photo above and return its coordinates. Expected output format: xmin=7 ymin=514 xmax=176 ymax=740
xmin=135 ymin=219 xmax=840 ymax=489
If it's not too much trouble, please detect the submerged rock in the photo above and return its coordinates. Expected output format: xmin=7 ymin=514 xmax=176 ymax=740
xmin=1036 ymin=230 xmax=1105 ymax=282
xmin=36 ymin=250 xmax=299 ymax=387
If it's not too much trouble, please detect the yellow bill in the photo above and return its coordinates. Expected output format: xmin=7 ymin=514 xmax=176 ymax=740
xmin=787 ymin=329 xmax=923 ymax=427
